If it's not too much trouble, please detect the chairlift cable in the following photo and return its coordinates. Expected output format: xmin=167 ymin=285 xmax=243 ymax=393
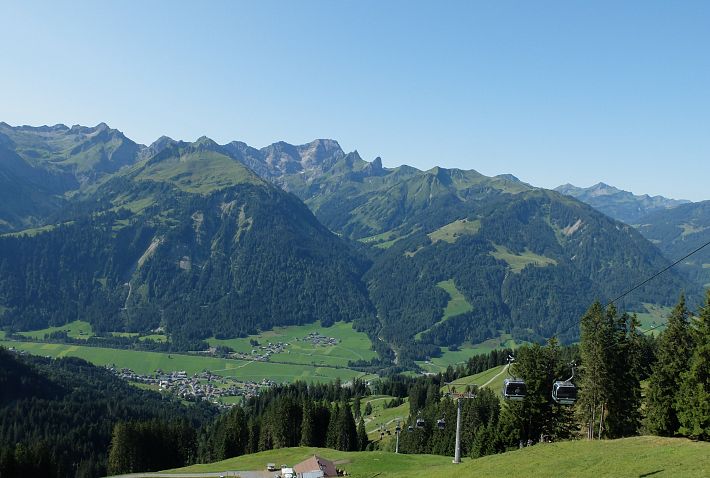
xmin=606 ymin=238 xmax=710 ymax=307
xmin=555 ymin=237 xmax=710 ymax=339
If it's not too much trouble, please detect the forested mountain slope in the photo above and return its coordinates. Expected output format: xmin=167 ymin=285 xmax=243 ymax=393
xmin=0 ymin=347 xmax=214 ymax=477
xmin=0 ymin=135 xmax=375 ymax=348
xmin=554 ymin=182 xmax=709 ymax=290
xmin=636 ymin=200 xmax=710 ymax=288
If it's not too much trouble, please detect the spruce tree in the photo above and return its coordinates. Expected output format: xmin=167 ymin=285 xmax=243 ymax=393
xmin=577 ymin=301 xmax=614 ymax=439
xmin=605 ymin=312 xmax=642 ymax=437
xmin=356 ymin=417 xmax=369 ymax=451
xmin=353 ymin=396 xmax=361 ymax=419
xmin=645 ymin=294 xmax=694 ymax=436
xmin=107 ymin=422 xmax=134 ymax=475
xmin=677 ymin=290 xmax=710 ymax=439
xmin=300 ymin=400 xmax=315 ymax=446
xmin=326 ymin=403 xmax=340 ymax=449
xmin=338 ymin=403 xmax=358 ymax=451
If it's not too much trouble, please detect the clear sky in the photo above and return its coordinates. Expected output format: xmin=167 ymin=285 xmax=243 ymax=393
xmin=1 ymin=1 xmax=708 ymax=200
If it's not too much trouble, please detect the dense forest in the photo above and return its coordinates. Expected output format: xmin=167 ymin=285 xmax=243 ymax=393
xmin=0 ymin=349 xmax=215 ymax=478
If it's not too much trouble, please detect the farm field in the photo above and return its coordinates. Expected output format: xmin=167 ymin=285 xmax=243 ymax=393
xmin=0 ymin=339 xmax=367 ymax=383
xmin=160 ymin=436 xmax=710 ymax=478
xmin=636 ymin=303 xmax=673 ymax=334
xmin=208 ymin=321 xmax=377 ymax=368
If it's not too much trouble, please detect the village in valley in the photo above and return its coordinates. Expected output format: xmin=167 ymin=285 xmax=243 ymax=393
xmin=107 ymin=331 xmax=342 ymax=404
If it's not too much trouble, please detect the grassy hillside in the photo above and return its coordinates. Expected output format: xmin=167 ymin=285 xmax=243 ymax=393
xmin=361 ymin=395 xmax=410 ymax=438
xmin=134 ymin=148 xmax=263 ymax=194
xmin=18 ymin=319 xmax=95 ymax=340
xmin=416 ymin=335 xmax=521 ymax=373
xmin=158 ymin=437 xmax=709 ymax=477
xmin=442 ymin=364 xmax=508 ymax=396
xmin=490 ymin=244 xmax=558 ymax=273
xmin=414 ymin=279 xmax=472 ymax=341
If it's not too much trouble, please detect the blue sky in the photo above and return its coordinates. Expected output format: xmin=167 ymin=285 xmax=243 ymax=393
xmin=1 ymin=1 xmax=708 ymax=200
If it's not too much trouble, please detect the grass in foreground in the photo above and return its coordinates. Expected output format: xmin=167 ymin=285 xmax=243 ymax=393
xmin=159 ymin=436 xmax=709 ymax=478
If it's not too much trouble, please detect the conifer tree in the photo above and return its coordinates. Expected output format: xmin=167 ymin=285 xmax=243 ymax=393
xmin=353 ymin=395 xmax=361 ymax=419
xmin=337 ymin=403 xmax=358 ymax=451
xmin=577 ymin=301 xmax=614 ymax=439
xmin=677 ymin=290 xmax=710 ymax=440
xmin=246 ymin=419 xmax=260 ymax=454
xmin=356 ymin=417 xmax=369 ymax=451
xmin=107 ymin=422 xmax=135 ymax=475
xmin=645 ymin=294 xmax=694 ymax=436
xmin=500 ymin=338 xmax=574 ymax=442
xmin=605 ymin=312 xmax=643 ymax=437
xmin=300 ymin=400 xmax=316 ymax=446
xmin=326 ymin=403 xmax=340 ymax=449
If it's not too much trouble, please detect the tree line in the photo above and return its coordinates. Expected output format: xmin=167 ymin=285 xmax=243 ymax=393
xmin=2 ymin=291 xmax=708 ymax=478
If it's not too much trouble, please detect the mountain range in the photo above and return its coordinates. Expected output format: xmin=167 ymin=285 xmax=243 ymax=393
xmin=554 ymin=182 xmax=690 ymax=224
xmin=0 ymin=122 xmax=704 ymax=367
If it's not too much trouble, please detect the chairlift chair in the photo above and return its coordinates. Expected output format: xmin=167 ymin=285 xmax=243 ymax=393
xmin=407 ymin=425 xmax=414 ymax=432
xmin=502 ymin=354 xmax=527 ymax=401
xmin=437 ymin=418 xmax=446 ymax=429
xmin=415 ymin=417 xmax=425 ymax=429
xmin=551 ymin=380 xmax=577 ymax=405
xmin=552 ymin=362 xmax=577 ymax=405
xmin=502 ymin=378 xmax=527 ymax=401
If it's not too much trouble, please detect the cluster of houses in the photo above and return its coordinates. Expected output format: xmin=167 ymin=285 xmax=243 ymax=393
xmin=228 ymin=341 xmax=289 ymax=361
xmin=223 ymin=332 xmax=340 ymax=362
xmin=107 ymin=366 xmax=277 ymax=404
xmin=298 ymin=332 xmax=340 ymax=347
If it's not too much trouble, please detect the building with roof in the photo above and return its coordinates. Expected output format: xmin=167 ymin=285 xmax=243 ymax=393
xmin=293 ymin=455 xmax=339 ymax=478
